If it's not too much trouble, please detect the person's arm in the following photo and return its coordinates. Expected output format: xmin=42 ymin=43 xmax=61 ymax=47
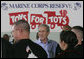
xmin=26 ymin=39 xmax=48 ymax=58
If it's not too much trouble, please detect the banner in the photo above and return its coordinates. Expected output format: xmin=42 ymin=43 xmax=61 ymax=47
xmin=1 ymin=1 xmax=83 ymax=32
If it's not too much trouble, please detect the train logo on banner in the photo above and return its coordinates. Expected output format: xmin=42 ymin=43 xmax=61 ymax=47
xmin=9 ymin=10 xmax=69 ymax=30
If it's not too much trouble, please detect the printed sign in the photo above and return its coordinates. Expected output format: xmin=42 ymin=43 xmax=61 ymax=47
xmin=9 ymin=11 xmax=28 ymax=25
xmin=1 ymin=1 xmax=83 ymax=32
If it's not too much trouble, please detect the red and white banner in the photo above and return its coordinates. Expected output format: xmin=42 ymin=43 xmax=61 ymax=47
xmin=1 ymin=1 xmax=83 ymax=32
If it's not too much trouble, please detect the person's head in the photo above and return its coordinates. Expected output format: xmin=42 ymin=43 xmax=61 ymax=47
xmin=71 ymin=26 xmax=83 ymax=45
xmin=3 ymin=34 xmax=10 ymax=41
xmin=38 ymin=24 xmax=50 ymax=42
xmin=59 ymin=31 xmax=78 ymax=50
xmin=62 ymin=25 xmax=72 ymax=31
xmin=12 ymin=20 xmax=30 ymax=42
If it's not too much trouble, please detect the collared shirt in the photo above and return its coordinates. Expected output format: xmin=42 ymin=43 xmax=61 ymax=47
xmin=35 ymin=38 xmax=58 ymax=58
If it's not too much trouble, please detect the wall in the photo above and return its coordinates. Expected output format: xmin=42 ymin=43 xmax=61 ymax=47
xmin=1 ymin=1 xmax=83 ymax=43
xmin=1 ymin=32 xmax=60 ymax=43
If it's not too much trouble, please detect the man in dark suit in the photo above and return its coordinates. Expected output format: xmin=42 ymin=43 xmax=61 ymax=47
xmin=11 ymin=20 xmax=47 ymax=58
xmin=72 ymin=26 xmax=83 ymax=57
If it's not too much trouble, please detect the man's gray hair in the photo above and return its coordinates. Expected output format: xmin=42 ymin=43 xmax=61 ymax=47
xmin=72 ymin=26 xmax=83 ymax=40
xmin=13 ymin=20 xmax=30 ymax=32
xmin=39 ymin=24 xmax=50 ymax=32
